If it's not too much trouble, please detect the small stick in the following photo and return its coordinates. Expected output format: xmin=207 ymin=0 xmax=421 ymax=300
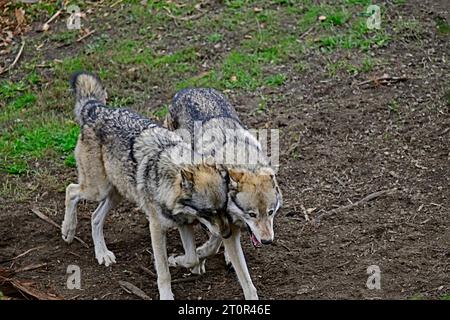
xmin=111 ymin=0 xmax=123 ymax=7
xmin=300 ymin=204 xmax=310 ymax=222
xmin=77 ymin=29 xmax=96 ymax=42
xmin=0 ymin=245 xmax=45 ymax=263
xmin=334 ymin=176 xmax=346 ymax=187
xmin=14 ymin=263 xmax=47 ymax=273
xmin=30 ymin=208 xmax=89 ymax=248
xmin=163 ymin=7 xmax=205 ymax=22
xmin=0 ymin=40 xmax=25 ymax=75
xmin=139 ymin=265 xmax=155 ymax=277
xmin=299 ymin=26 xmax=314 ymax=39
xmin=41 ymin=9 xmax=62 ymax=31
xmin=172 ymin=275 xmax=202 ymax=284
xmin=119 ymin=281 xmax=151 ymax=300
xmin=316 ymin=188 xmax=397 ymax=222
xmin=278 ymin=242 xmax=291 ymax=252
xmin=356 ymin=75 xmax=408 ymax=87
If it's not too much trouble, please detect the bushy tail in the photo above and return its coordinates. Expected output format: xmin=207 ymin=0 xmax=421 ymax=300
xmin=70 ymin=71 xmax=107 ymax=121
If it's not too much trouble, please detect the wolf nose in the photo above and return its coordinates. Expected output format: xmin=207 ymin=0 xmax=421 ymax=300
xmin=261 ymin=239 xmax=273 ymax=245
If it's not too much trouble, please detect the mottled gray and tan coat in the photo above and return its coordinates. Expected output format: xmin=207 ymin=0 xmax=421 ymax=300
xmin=62 ymin=73 xmax=232 ymax=300
xmin=166 ymin=88 xmax=283 ymax=300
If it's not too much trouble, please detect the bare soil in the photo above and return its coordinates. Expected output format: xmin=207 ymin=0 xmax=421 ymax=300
xmin=0 ymin=0 xmax=449 ymax=300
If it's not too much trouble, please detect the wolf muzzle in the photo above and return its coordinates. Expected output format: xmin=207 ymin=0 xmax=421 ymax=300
xmin=214 ymin=213 xmax=232 ymax=239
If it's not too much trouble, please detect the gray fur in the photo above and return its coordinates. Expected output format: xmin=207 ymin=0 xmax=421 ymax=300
xmin=62 ymin=73 xmax=233 ymax=300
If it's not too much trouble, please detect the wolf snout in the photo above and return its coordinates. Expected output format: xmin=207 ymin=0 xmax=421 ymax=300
xmin=261 ymin=239 xmax=273 ymax=245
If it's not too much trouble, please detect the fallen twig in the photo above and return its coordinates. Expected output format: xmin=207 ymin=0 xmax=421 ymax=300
xmin=77 ymin=29 xmax=95 ymax=42
xmin=0 ymin=39 xmax=25 ymax=75
xmin=172 ymin=275 xmax=202 ymax=284
xmin=300 ymin=204 xmax=310 ymax=222
xmin=0 ymin=267 xmax=62 ymax=300
xmin=163 ymin=6 xmax=205 ymax=22
xmin=14 ymin=263 xmax=47 ymax=274
xmin=299 ymin=26 xmax=314 ymax=39
xmin=139 ymin=265 xmax=155 ymax=277
xmin=356 ymin=75 xmax=408 ymax=87
xmin=30 ymin=208 xmax=89 ymax=248
xmin=0 ymin=246 xmax=45 ymax=264
xmin=316 ymin=188 xmax=398 ymax=222
xmin=111 ymin=0 xmax=123 ymax=7
xmin=41 ymin=9 xmax=62 ymax=31
xmin=119 ymin=281 xmax=151 ymax=300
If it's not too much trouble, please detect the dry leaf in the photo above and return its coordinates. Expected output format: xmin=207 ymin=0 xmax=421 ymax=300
xmin=15 ymin=8 xmax=26 ymax=26
xmin=318 ymin=15 xmax=326 ymax=21
xmin=254 ymin=7 xmax=263 ymax=12
xmin=230 ymin=75 xmax=237 ymax=82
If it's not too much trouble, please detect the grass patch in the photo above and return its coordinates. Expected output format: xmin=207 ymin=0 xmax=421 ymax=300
xmin=326 ymin=56 xmax=375 ymax=77
xmin=388 ymin=100 xmax=399 ymax=113
xmin=153 ymin=105 xmax=169 ymax=119
xmin=0 ymin=121 xmax=79 ymax=174
xmin=207 ymin=33 xmax=224 ymax=43
xmin=265 ymin=73 xmax=287 ymax=86
xmin=435 ymin=17 xmax=450 ymax=34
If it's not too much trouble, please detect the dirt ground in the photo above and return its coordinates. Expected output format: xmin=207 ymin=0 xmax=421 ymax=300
xmin=1 ymin=0 xmax=449 ymax=300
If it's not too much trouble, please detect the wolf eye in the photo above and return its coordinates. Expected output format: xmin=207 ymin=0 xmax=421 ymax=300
xmin=268 ymin=209 xmax=275 ymax=216
xmin=248 ymin=211 xmax=257 ymax=218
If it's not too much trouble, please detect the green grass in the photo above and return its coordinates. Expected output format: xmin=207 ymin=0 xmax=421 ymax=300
xmin=207 ymin=33 xmax=224 ymax=43
xmin=441 ymin=294 xmax=450 ymax=300
xmin=435 ymin=17 xmax=450 ymax=34
xmin=153 ymin=105 xmax=169 ymax=119
xmin=265 ymin=74 xmax=287 ymax=86
xmin=388 ymin=100 xmax=399 ymax=113
xmin=49 ymin=31 xmax=79 ymax=44
xmin=0 ymin=0 xmax=406 ymax=177
xmin=0 ymin=121 xmax=79 ymax=174
xmin=326 ymin=56 xmax=375 ymax=77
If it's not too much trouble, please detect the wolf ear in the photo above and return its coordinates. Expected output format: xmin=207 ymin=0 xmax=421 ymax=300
xmin=229 ymin=168 xmax=245 ymax=183
xmin=258 ymin=167 xmax=275 ymax=177
xmin=180 ymin=167 xmax=195 ymax=190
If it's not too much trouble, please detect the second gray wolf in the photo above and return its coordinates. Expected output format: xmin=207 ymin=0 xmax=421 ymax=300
xmin=165 ymin=88 xmax=283 ymax=299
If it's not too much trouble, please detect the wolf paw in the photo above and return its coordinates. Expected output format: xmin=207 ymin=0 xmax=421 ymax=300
xmin=190 ymin=259 xmax=206 ymax=275
xmin=95 ymin=249 xmax=116 ymax=267
xmin=168 ymin=254 xmax=180 ymax=267
xmin=61 ymin=219 xmax=77 ymax=243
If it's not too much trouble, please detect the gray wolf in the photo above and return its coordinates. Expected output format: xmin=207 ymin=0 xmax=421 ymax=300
xmin=165 ymin=88 xmax=283 ymax=299
xmin=62 ymin=72 xmax=232 ymax=300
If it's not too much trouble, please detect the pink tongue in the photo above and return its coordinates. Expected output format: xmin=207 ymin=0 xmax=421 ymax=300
xmin=251 ymin=234 xmax=262 ymax=248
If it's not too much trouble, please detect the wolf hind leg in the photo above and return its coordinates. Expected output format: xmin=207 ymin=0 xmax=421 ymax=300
xmin=62 ymin=183 xmax=82 ymax=243
xmin=92 ymin=188 xmax=121 ymax=267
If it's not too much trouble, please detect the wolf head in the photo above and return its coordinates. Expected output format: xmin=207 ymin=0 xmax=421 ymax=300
xmin=227 ymin=167 xmax=282 ymax=247
xmin=172 ymin=164 xmax=231 ymax=239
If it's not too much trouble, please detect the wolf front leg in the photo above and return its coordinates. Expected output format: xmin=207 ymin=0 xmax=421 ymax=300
xmin=168 ymin=224 xmax=199 ymax=269
xmin=190 ymin=233 xmax=222 ymax=275
xmin=222 ymin=225 xmax=258 ymax=300
xmin=146 ymin=204 xmax=174 ymax=300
